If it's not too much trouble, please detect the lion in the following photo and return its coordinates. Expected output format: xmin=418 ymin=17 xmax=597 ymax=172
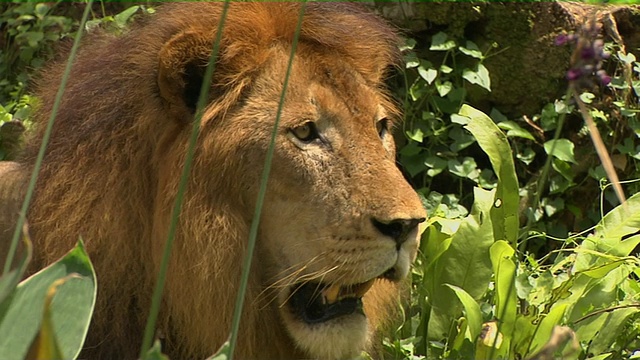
xmin=0 ymin=2 xmax=426 ymax=359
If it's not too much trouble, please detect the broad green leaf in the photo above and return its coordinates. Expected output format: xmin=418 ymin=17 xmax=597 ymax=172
xmin=444 ymin=284 xmax=482 ymax=341
xmin=430 ymin=32 xmax=456 ymax=51
xmin=462 ymin=64 xmax=491 ymax=91
xmin=26 ymin=277 xmax=70 ymax=360
xmin=527 ymin=304 xmax=568 ymax=356
xmin=584 ymin=307 xmax=638 ymax=355
xmin=427 ymin=187 xmax=495 ymax=339
xmin=511 ymin=315 xmax=537 ymax=357
xmin=596 ymin=191 xmax=640 ymax=240
xmin=544 ymin=139 xmax=577 ymax=164
xmin=0 ymin=240 xmax=96 ymax=360
xmin=489 ymin=240 xmax=517 ymax=358
xmin=462 ymin=105 xmax=519 ymax=247
xmin=0 ymin=228 xmax=32 ymax=306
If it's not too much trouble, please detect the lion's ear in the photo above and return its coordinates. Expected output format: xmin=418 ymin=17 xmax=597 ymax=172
xmin=158 ymin=30 xmax=214 ymax=120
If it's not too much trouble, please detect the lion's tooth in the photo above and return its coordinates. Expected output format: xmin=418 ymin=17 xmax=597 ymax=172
xmin=355 ymin=279 xmax=376 ymax=298
xmin=322 ymin=284 xmax=340 ymax=304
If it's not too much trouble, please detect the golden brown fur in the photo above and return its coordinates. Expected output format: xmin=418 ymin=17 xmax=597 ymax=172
xmin=3 ymin=3 xmax=426 ymax=359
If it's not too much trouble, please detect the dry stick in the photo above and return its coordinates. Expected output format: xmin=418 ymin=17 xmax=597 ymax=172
xmin=2 ymin=1 xmax=94 ymax=276
xmin=572 ymin=87 xmax=626 ymax=205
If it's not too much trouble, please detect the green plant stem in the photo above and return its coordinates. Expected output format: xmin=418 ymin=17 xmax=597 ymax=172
xmin=227 ymin=3 xmax=307 ymax=358
xmin=3 ymin=0 xmax=93 ymax=277
xmin=138 ymin=1 xmax=230 ymax=356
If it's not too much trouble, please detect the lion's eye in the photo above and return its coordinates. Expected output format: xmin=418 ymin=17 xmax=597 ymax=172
xmin=291 ymin=122 xmax=320 ymax=143
xmin=376 ymin=118 xmax=388 ymax=138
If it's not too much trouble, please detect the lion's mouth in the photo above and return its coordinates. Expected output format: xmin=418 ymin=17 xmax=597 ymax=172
xmin=288 ymin=269 xmax=397 ymax=324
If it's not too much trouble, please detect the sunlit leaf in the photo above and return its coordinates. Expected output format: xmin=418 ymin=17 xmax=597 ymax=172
xmin=427 ymin=187 xmax=495 ymax=339
xmin=596 ymin=191 xmax=640 ymax=240
xmin=0 ymin=240 xmax=96 ymax=360
xmin=497 ymin=121 xmax=535 ymax=141
xmin=462 ymin=64 xmax=491 ymax=91
xmin=489 ymin=241 xmax=517 ymax=358
xmin=445 ymin=284 xmax=482 ymax=341
xmin=527 ymin=304 xmax=568 ymax=356
xmin=430 ymin=32 xmax=456 ymax=51
xmin=462 ymin=105 xmax=519 ymax=247
xmin=544 ymin=139 xmax=577 ymax=164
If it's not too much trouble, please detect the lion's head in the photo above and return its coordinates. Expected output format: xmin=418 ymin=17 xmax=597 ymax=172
xmin=13 ymin=3 xmax=425 ymax=359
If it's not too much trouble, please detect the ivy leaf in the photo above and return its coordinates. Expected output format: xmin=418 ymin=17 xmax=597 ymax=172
xmin=458 ymin=40 xmax=483 ymax=59
xmin=544 ymin=139 xmax=577 ymax=164
xmin=436 ymin=80 xmax=453 ymax=97
xmin=425 ymin=155 xmax=448 ymax=177
xmin=406 ymin=128 xmax=424 ymax=143
xmin=418 ymin=65 xmax=438 ymax=85
xmin=462 ymin=64 xmax=491 ymax=91
xmin=448 ymin=157 xmax=479 ymax=180
xmin=430 ymin=32 xmax=456 ymax=51
xmin=617 ymin=51 xmax=636 ymax=64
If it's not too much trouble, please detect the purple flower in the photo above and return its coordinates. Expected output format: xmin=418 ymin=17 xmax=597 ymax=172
xmin=555 ymin=34 xmax=569 ymax=46
xmin=557 ymin=20 xmax=611 ymax=89
xmin=566 ymin=68 xmax=582 ymax=81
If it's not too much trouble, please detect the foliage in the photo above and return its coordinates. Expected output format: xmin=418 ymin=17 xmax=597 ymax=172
xmin=0 ymin=240 xmax=96 ymax=360
xmin=384 ymin=105 xmax=640 ymax=360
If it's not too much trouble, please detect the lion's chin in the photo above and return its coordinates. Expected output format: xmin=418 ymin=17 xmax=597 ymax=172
xmin=280 ymin=277 xmax=390 ymax=359
xmin=281 ymin=298 xmax=369 ymax=360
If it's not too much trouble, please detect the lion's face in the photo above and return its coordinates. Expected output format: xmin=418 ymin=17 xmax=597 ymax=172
xmin=223 ymin=48 xmax=427 ymax=359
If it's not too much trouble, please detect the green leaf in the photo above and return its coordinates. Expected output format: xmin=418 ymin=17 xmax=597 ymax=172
xmin=430 ymin=32 xmax=456 ymax=51
xmin=406 ymin=128 xmax=425 ymax=142
xmin=418 ymin=64 xmax=438 ymax=85
xmin=596 ymin=191 xmax=640 ymax=240
xmin=427 ymin=187 xmax=495 ymax=339
xmin=450 ymin=113 xmax=469 ymax=125
xmin=114 ymin=6 xmax=140 ymax=28
xmin=527 ymin=304 xmax=568 ymax=356
xmin=209 ymin=340 xmax=231 ymax=360
xmin=462 ymin=105 xmax=519 ymax=247
xmin=459 ymin=41 xmax=483 ymax=59
xmin=462 ymin=64 xmax=491 ymax=91
xmin=544 ymin=139 xmax=577 ymax=164
xmin=448 ymin=157 xmax=479 ymax=180
xmin=444 ymin=284 xmax=482 ymax=342
xmin=0 ymin=240 xmax=96 ymax=360
xmin=436 ymin=80 xmax=453 ymax=97
xmin=0 ymin=229 xmax=32 ymax=306
xmin=497 ymin=121 xmax=535 ymax=141
xmin=618 ymin=51 xmax=636 ymax=64
xmin=489 ymin=241 xmax=517 ymax=358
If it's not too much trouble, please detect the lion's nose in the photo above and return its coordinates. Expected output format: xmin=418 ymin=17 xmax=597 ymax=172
xmin=372 ymin=217 xmax=425 ymax=249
